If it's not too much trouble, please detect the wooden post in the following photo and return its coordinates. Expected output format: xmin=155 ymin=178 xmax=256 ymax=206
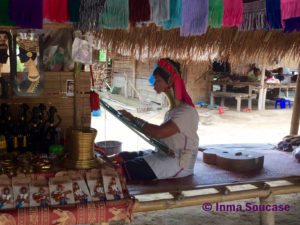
xmin=258 ymin=66 xmax=266 ymax=110
xmin=290 ymin=64 xmax=300 ymax=135
xmin=132 ymin=57 xmax=136 ymax=98
xmin=259 ymin=194 xmax=275 ymax=225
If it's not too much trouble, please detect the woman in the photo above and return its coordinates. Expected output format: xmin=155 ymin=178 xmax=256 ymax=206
xmin=115 ymin=58 xmax=199 ymax=180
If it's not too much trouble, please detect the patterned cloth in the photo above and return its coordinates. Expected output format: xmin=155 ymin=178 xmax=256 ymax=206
xmin=240 ymin=0 xmax=267 ymax=31
xmin=129 ymin=0 xmax=151 ymax=25
xmin=284 ymin=16 xmax=300 ymax=32
xmin=281 ymin=0 xmax=300 ymax=27
xmin=43 ymin=0 xmax=68 ymax=22
xmin=163 ymin=0 xmax=182 ymax=30
xmin=9 ymin=0 xmax=43 ymax=29
xmin=99 ymin=0 xmax=129 ymax=29
xmin=266 ymin=0 xmax=282 ymax=29
xmin=181 ymin=0 xmax=209 ymax=36
xmin=149 ymin=0 xmax=170 ymax=24
xmin=209 ymin=0 xmax=223 ymax=28
xmin=222 ymin=0 xmax=243 ymax=27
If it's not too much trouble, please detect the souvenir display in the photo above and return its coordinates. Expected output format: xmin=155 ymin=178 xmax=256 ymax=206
xmin=86 ymin=169 xmax=106 ymax=202
xmin=13 ymin=32 xmax=44 ymax=96
xmin=49 ymin=176 xmax=75 ymax=206
xmin=12 ymin=176 xmax=30 ymax=208
xmin=69 ymin=172 xmax=91 ymax=204
xmin=30 ymin=179 xmax=50 ymax=207
xmin=0 ymin=175 xmax=13 ymax=209
xmin=102 ymin=169 xmax=123 ymax=201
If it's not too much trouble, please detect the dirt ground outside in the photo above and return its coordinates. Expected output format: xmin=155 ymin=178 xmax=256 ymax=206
xmin=91 ymin=96 xmax=299 ymax=225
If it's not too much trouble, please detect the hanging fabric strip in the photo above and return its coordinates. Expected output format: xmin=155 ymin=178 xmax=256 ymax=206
xmin=98 ymin=0 xmax=129 ymax=29
xmin=208 ymin=0 xmax=223 ymax=28
xmin=222 ymin=0 xmax=243 ymax=27
xmin=79 ymin=0 xmax=106 ymax=31
xmin=284 ymin=17 xmax=300 ymax=32
xmin=281 ymin=0 xmax=300 ymax=27
xmin=68 ymin=0 xmax=81 ymax=23
xmin=240 ymin=0 xmax=267 ymax=31
xmin=43 ymin=0 xmax=68 ymax=22
xmin=181 ymin=0 xmax=208 ymax=36
xmin=266 ymin=0 xmax=282 ymax=29
xmin=149 ymin=0 xmax=170 ymax=24
xmin=9 ymin=0 xmax=43 ymax=29
xmin=0 ymin=0 xmax=15 ymax=26
xmin=163 ymin=0 xmax=182 ymax=30
xmin=129 ymin=0 xmax=151 ymax=26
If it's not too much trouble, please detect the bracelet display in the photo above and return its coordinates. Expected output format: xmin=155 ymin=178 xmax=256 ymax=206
xmin=134 ymin=117 xmax=147 ymax=129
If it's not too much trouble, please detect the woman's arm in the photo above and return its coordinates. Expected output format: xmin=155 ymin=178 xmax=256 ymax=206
xmin=118 ymin=110 xmax=180 ymax=139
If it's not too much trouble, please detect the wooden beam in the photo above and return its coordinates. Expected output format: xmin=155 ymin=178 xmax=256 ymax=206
xmin=0 ymin=23 xmax=73 ymax=30
xmin=290 ymin=64 xmax=300 ymax=135
xmin=258 ymin=66 xmax=266 ymax=110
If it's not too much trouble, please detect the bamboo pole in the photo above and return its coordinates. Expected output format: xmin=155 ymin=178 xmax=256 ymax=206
xmin=290 ymin=63 xmax=300 ymax=135
xmin=133 ymin=184 xmax=300 ymax=212
xmin=260 ymin=194 xmax=275 ymax=225
xmin=132 ymin=57 xmax=136 ymax=98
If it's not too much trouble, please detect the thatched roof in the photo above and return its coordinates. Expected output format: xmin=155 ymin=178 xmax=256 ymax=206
xmin=95 ymin=24 xmax=300 ymax=68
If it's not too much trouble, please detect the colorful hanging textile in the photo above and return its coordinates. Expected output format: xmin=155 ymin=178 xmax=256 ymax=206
xmin=181 ymin=0 xmax=208 ymax=36
xmin=9 ymin=0 xmax=43 ymax=29
xmin=0 ymin=0 xmax=15 ymax=26
xmin=98 ymin=0 xmax=129 ymax=29
xmin=79 ymin=0 xmax=106 ymax=31
xmin=129 ymin=0 xmax=151 ymax=25
xmin=240 ymin=0 xmax=267 ymax=31
xmin=266 ymin=0 xmax=282 ymax=29
xmin=149 ymin=0 xmax=170 ymax=24
xmin=284 ymin=17 xmax=300 ymax=32
xmin=68 ymin=0 xmax=81 ymax=22
xmin=43 ymin=0 xmax=68 ymax=22
xmin=208 ymin=0 xmax=223 ymax=28
xmin=222 ymin=0 xmax=243 ymax=27
xmin=281 ymin=0 xmax=300 ymax=27
xmin=163 ymin=0 xmax=182 ymax=30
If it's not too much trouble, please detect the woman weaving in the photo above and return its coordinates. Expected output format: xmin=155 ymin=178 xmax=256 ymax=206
xmin=113 ymin=58 xmax=199 ymax=180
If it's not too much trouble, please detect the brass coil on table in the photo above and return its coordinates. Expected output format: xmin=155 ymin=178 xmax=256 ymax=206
xmin=65 ymin=127 xmax=100 ymax=169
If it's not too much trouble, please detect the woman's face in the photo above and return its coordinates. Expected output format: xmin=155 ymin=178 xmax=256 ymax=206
xmin=153 ymin=74 xmax=169 ymax=94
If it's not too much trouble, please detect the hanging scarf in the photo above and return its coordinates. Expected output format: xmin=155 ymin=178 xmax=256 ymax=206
xmin=284 ymin=17 xmax=300 ymax=32
xmin=68 ymin=0 xmax=81 ymax=22
xmin=9 ymin=0 xmax=43 ymax=29
xmin=240 ymin=0 xmax=267 ymax=31
xmin=209 ymin=0 xmax=223 ymax=28
xmin=43 ymin=0 xmax=68 ymax=22
xmin=149 ymin=0 xmax=170 ymax=24
xmin=266 ymin=0 xmax=282 ymax=29
xmin=0 ymin=0 xmax=15 ymax=26
xmin=99 ymin=0 xmax=129 ymax=29
xmin=79 ymin=0 xmax=106 ymax=31
xmin=129 ymin=0 xmax=151 ymax=26
xmin=222 ymin=0 xmax=243 ymax=27
xmin=149 ymin=59 xmax=194 ymax=107
xmin=181 ymin=0 xmax=208 ymax=36
xmin=163 ymin=0 xmax=182 ymax=30
xmin=281 ymin=0 xmax=300 ymax=27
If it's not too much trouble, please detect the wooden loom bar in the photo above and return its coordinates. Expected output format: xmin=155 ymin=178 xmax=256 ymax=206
xmin=290 ymin=63 xmax=300 ymax=135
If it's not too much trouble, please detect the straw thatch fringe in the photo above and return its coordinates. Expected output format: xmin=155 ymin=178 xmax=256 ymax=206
xmin=94 ymin=24 xmax=300 ymax=68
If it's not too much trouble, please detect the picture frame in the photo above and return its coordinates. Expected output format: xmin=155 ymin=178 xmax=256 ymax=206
xmin=66 ymin=79 xmax=74 ymax=97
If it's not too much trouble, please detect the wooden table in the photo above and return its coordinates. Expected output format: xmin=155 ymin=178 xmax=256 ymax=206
xmin=211 ymin=81 xmax=297 ymax=110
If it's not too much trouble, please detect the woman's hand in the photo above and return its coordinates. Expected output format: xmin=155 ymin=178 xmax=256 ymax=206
xmin=118 ymin=110 xmax=135 ymax=122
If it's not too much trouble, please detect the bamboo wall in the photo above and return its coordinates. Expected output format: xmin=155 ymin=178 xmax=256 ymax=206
xmin=111 ymin=55 xmax=211 ymax=104
xmin=0 ymin=71 xmax=91 ymax=133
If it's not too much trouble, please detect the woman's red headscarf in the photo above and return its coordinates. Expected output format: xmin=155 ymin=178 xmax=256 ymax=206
xmin=156 ymin=58 xmax=194 ymax=107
